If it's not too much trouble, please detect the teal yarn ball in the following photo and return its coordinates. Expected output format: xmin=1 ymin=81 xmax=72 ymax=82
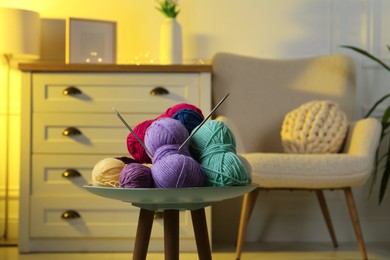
xmin=190 ymin=120 xmax=249 ymax=186
xmin=190 ymin=120 xmax=236 ymax=159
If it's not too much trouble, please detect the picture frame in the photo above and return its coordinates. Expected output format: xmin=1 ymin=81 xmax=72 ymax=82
xmin=66 ymin=18 xmax=117 ymax=64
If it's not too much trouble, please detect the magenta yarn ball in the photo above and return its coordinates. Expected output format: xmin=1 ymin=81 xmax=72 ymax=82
xmin=145 ymin=117 xmax=189 ymax=156
xmin=151 ymin=144 xmax=204 ymax=188
xmin=160 ymin=103 xmax=203 ymax=118
xmin=119 ymin=163 xmax=153 ymax=188
xmin=127 ymin=119 xmax=154 ymax=163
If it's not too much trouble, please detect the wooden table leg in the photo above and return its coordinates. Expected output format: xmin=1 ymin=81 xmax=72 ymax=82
xmin=133 ymin=208 xmax=155 ymax=260
xmin=164 ymin=210 xmax=179 ymax=260
xmin=191 ymin=208 xmax=212 ymax=260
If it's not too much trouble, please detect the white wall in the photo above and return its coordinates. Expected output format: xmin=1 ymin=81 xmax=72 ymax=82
xmin=0 ymin=0 xmax=389 ymax=245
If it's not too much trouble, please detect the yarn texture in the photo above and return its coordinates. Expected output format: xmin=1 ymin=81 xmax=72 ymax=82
xmin=92 ymin=158 xmax=125 ymax=187
xmin=281 ymin=100 xmax=348 ymax=153
xmin=145 ymin=118 xmax=204 ymax=188
xmin=152 ymin=144 xmax=204 ymax=188
xmin=172 ymin=108 xmax=204 ymax=134
xmin=160 ymin=103 xmax=203 ymax=118
xmin=126 ymin=103 xmax=203 ymax=164
xmin=127 ymin=119 xmax=154 ymax=163
xmin=120 ymin=163 xmax=153 ymax=188
xmin=190 ymin=120 xmax=249 ymax=186
xmin=145 ymin=118 xmax=189 ymax=156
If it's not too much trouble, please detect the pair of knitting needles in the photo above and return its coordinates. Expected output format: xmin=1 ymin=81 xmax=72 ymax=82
xmin=112 ymin=93 xmax=230 ymax=159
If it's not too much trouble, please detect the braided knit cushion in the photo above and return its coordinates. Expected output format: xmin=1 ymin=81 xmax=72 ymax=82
xmin=281 ymin=100 xmax=348 ymax=153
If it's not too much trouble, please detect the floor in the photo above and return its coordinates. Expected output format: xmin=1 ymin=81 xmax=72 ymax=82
xmin=1 ymin=242 xmax=390 ymax=260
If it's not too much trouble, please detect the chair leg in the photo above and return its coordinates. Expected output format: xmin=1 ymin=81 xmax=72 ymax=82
xmin=235 ymin=188 xmax=259 ymax=260
xmin=344 ymin=187 xmax=368 ymax=260
xmin=316 ymin=190 xmax=338 ymax=248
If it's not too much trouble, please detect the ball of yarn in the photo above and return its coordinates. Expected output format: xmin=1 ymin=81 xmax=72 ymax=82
xmin=281 ymin=100 xmax=348 ymax=153
xmin=190 ymin=120 xmax=236 ymax=160
xmin=127 ymin=119 xmax=154 ymax=163
xmin=92 ymin=158 xmax=125 ymax=187
xmin=151 ymin=144 xmax=204 ymax=188
xmin=190 ymin=120 xmax=249 ymax=187
xmin=172 ymin=108 xmax=204 ymax=134
xmin=120 ymin=163 xmax=153 ymax=188
xmin=145 ymin=117 xmax=189 ymax=156
xmin=160 ymin=103 xmax=203 ymax=118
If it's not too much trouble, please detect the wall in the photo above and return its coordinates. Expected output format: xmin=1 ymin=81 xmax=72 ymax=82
xmin=0 ymin=0 xmax=389 ymax=245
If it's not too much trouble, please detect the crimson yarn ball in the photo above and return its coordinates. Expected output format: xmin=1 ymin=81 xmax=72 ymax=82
xmin=126 ymin=119 xmax=154 ymax=163
xmin=160 ymin=103 xmax=203 ymax=118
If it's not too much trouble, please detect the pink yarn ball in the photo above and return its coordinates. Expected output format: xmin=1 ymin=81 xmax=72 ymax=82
xmin=127 ymin=119 xmax=154 ymax=163
xmin=120 ymin=163 xmax=153 ymax=188
xmin=160 ymin=103 xmax=203 ymax=118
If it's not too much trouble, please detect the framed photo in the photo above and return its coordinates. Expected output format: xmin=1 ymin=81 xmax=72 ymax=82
xmin=66 ymin=18 xmax=116 ymax=64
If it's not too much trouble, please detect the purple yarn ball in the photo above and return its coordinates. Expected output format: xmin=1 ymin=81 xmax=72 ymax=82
xmin=145 ymin=117 xmax=189 ymax=156
xmin=151 ymin=144 xmax=204 ymax=188
xmin=119 ymin=163 xmax=153 ymax=188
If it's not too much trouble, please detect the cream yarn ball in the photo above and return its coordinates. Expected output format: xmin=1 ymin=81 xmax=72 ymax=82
xmin=281 ymin=100 xmax=348 ymax=153
xmin=92 ymin=158 xmax=125 ymax=187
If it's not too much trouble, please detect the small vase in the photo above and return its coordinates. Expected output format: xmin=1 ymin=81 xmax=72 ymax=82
xmin=159 ymin=18 xmax=182 ymax=64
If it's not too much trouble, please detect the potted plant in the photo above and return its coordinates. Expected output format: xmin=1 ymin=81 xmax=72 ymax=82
xmin=156 ymin=0 xmax=182 ymax=64
xmin=343 ymin=45 xmax=390 ymax=204
xmin=156 ymin=0 xmax=180 ymax=18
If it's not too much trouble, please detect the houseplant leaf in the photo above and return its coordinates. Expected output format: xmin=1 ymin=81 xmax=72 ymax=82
xmin=343 ymin=45 xmax=390 ymax=204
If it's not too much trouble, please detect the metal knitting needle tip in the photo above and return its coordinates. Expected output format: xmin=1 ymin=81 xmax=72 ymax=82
xmin=178 ymin=93 xmax=230 ymax=150
xmin=112 ymin=107 xmax=153 ymax=159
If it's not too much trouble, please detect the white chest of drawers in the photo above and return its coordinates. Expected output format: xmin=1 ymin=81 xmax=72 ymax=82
xmin=18 ymin=64 xmax=212 ymax=252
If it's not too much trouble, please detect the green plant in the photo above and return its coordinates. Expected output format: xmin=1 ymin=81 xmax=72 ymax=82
xmin=156 ymin=0 xmax=180 ymax=18
xmin=342 ymin=45 xmax=390 ymax=204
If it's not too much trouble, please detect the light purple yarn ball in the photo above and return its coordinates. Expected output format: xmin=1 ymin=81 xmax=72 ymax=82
xmin=119 ymin=163 xmax=153 ymax=188
xmin=152 ymin=144 xmax=204 ymax=188
xmin=145 ymin=118 xmax=189 ymax=156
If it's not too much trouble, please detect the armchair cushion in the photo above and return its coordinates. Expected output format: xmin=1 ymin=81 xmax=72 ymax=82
xmin=241 ymin=118 xmax=381 ymax=189
xmin=281 ymin=100 xmax=348 ymax=154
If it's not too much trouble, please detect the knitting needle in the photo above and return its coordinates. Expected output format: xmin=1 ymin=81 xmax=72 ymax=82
xmin=112 ymin=107 xmax=153 ymax=159
xmin=178 ymin=93 xmax=230 ymax=150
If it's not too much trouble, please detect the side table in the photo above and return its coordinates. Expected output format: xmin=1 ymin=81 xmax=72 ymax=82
xmin=84 ymin=185 xmax=257 ymax=260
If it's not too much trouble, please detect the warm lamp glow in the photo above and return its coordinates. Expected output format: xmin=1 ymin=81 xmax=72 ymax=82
xmin=0 ymin=7 xmax=40 ymax=59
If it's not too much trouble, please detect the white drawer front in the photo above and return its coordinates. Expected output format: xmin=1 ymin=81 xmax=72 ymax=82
xmin=31 ymin=154 xmax=119 ymax=195
xmin=33 ymin=73 xmax=201 ymax=113
xmin=32 ymin=113 xmax=143 ymax=154
xmin=30 ymin=197 xmax=194 ymax=239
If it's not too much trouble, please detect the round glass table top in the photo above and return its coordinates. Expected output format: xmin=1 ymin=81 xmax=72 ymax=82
xmin=84 ymin=184 xmax=257 ymax=211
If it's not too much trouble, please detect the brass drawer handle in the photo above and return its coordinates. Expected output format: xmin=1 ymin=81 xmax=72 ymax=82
xmin=62 ymin=127 xmax=82 ymax=136
xmin=62 ymin=169 xmax=81 ymax=178
xmin=63 ymin=86 xmax=82 ymax=96
xmin=61 ymin=210 xmax=81 ymax=219
xmin=150 ymin=87 xmax=169 ymax=96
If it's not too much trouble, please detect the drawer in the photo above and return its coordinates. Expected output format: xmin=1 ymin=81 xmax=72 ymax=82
xmin=32 ymin=73 xmax=201 ymax=113
xmin=32 ymin=113 xmax=143 ymax=154
xmin=30 ymin=196 xmax=194 ymax=239
xmin=31 ymin=154 xmax=117 ymax=195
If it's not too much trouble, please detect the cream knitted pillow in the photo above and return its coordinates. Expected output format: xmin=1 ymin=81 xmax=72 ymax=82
xmin=281 ymin=100 xmax=348 ymax=153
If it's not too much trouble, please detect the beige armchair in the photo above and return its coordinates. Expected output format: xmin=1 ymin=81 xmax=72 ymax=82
xmin=212 ymin=53 xmax=382 ymax=260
